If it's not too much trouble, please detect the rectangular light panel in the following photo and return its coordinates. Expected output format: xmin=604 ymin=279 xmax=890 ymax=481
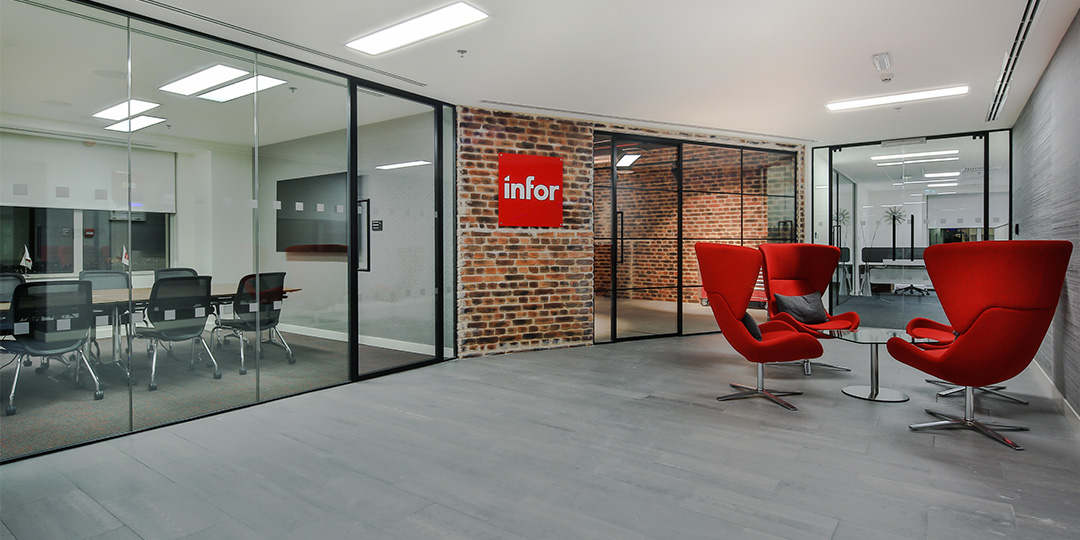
xmin=197 ymin=75 xmax=286 ymax=102
xmin=927 ymin=182 xmax=959 ymax=188
xmin=160 ymin=64 xmax=248 ymax=95
xmin=104 ymin=115 xmax=167 ymax=132
xmin=872 ymin=150 xmax=959 ymax=161
xmin=93 ymin=99 xmax=159 ymax=121
xmin=616 ymin=154 xmax=641 ymax=167
xmin=924 ymin=171 xmax=961 ymax=178
xmin=376 ymin=160 xmax=432 ymax=170
xmin=876 ymin=157 xmax=960 ymax=167
xmin=826 ymin=85 xmax=969 ymax=111
xmin=346 ymin=2 xmax=489 ymax=55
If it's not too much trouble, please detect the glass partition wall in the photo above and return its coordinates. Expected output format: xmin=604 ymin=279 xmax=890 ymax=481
xmin=814 ymin=132 xmax=1010 ymax=328
xmin=594 ymin=134 xmax=799 ymax=343
xmin=0 ymin=0 xmax=450 ymax=461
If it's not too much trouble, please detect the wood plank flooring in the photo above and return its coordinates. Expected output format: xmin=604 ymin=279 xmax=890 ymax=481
xmin=2 ymin=334 xmax=1078 ymax=539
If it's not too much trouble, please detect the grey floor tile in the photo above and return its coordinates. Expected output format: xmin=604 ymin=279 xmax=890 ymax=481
xmin=102 ymin=483 xmax=230 ymax=540
xmin=204 ymin=475 xmax=333 ymax=535
xmin=62 ymin=456 xmax=174 ymax=504
xmin=830 ymin=520 xmax=922 ymax=540
xmin=384 ymin=503 xmax=521 ymax=540
xmin=1 ymin=489 xmax=122 ymax=540
xmin=87 ymin=526 xmax=146 ymax=540
xmin=174 ymin=518 xmax=263 ymax=540
xmin=296 ymin=469 xmax=432 ymax=530
xmin=0 ymin=459 xmax=77 ymax=511
xmin=109 ymin=430 xmax=209 ymax=469
xmin=0 ymin=521 xmax=13 ymax=540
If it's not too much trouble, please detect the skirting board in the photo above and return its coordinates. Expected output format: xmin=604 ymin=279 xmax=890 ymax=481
xmin=277 ymin=323 xmax=454 ymax=358
xmin=1032 ymin=361 xmax=1080 ymax=435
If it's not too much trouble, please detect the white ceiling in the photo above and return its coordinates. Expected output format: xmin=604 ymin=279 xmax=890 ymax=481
xmin=81 ymin=0 xmax=1080 ymax=148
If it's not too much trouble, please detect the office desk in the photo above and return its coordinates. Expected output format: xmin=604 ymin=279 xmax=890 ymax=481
xmin=866 ymin=259 xmax=932 ymax=295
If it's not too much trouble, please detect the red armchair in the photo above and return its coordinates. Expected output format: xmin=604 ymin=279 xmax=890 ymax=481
xmin=696 ymin=243 xmax=824 ymax=410
xmin=906 ymin=317 xmax=1028 ymax=404
xmin=886 ymin=240 xmax=1073 ymax=450
xmin=759 ymin=243 xmax=860 ymax=375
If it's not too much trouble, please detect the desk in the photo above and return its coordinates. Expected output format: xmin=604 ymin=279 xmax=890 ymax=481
xmin=828 ymin=327 xmax=911 ymax=403
xmin=867 ymin=260 xmax=932 ymax=295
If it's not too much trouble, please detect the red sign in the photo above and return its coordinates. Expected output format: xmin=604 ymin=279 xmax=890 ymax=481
xmin=498 ymin=153 xmax=564 ymax=227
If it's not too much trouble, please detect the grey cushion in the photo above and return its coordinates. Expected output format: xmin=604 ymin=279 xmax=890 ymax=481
xmin=741 ymin=312 xmax=762 ymax=341
xmin=773 ymin=293 xmax=828 ymax=324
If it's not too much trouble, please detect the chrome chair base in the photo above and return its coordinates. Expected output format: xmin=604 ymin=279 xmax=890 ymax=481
xmin=908 ymin=386 xmax=1028 ymax=450
xmin=774 ymin=358 xmax=851 ymax=376
xmin=925 ymin=379 xmax=1028 ymax=405
xmin=910 ymin=409 xmax=1028 ymax=451
xmin=717 ymin=364 xmax=802 ymax=410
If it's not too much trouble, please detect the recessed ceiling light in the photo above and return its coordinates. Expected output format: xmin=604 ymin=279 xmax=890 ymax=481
xmin=911 ymin=193 xmax=923 ymax=197
xmin=160 ymin=64 xmax=248 ymax=95
xmin=616 ymin=154 xmax=641 ymax=167
xmin=881 ymin=204 xmax=903 ymax=208
xmin=872 ymin=150 xmax=959 ymax=161
xmin=927 ymin=182 xmax=959 ymax=188
xmin=904 ymin=201 xmax=926 ymax=205
xmin=93 ymin=99 xmax=159 ymax=121
xmin=197 ymin=75 xmax=286 ymax=102
xmin=103 ymin=115 xmax=166 ymax=132
xmin=876 ymin=157 xmax=961 ymax=167
xmin=376 ymin=160 xmax=432 ymax=170
xmin=924 ymin=172 xmax=961 ymax=178
xmin=937 ymin=192 xmax=957 ymax=195
xmin=826 ymin=85 xmax=969 ymax=111
xmin=346 ymin=2 xmax=489 ymax=55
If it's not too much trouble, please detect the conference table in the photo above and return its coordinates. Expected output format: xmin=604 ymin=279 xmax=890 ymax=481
xmin=2 ymin=283 xmax=299 ymax=380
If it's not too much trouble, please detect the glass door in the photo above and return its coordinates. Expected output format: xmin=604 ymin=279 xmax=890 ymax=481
xmin=594 ymin=136 xmax=680 ymax=342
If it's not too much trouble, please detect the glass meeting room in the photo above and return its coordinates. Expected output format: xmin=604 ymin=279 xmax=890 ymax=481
xmin=0 ymin=0 xmax=451 ymax=461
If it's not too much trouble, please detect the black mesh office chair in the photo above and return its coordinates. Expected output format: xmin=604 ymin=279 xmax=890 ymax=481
xmin=1 ymin=280 xmax=102 ymax=415
xmin=79 ymin=270 xmax=132 ymax=380
xmin=211 ymin=272 xmax=294 ymax=375
xmin=154 ymin=267 xmax=198 ymax=281
xmin=134 ymin=276 xmax=221 ymax=390
xmin=1 ymin=273 xmax=26 ymax=336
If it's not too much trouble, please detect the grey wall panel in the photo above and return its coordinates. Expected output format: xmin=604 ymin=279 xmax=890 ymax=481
xmin=1013 ymin=9 xmax=1080 ymax=413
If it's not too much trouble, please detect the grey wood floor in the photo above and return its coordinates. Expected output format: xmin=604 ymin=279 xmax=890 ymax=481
xmin=2 ymin=334 xmax=1079 ymax=540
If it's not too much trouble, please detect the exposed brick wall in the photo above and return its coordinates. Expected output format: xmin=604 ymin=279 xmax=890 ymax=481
xmin=457 ymin=108 xmax=594 ymax=357
xmin=456 ymin=107 xmax=805 ymax=357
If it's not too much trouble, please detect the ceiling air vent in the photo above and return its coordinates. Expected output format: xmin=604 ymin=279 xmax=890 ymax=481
xmin=987 ymin=0 xmax=1041 ymax=122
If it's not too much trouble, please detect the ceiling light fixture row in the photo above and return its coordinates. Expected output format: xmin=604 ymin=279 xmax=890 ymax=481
xmin=91 ymin=64 xmax=288 ymax=133
xmin=826 ymin=85 xmax=969 ymax=111
xmin=346 ymin=2 xmax=489 ymax=55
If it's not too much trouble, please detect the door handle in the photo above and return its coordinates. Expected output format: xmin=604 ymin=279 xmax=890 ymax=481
xmin=617 ymin=211 xmax=625 ymax=263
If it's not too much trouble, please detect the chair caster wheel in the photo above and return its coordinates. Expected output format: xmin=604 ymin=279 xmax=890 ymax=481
xmin=34 ymin=366 xmax=47 ymax=374
xmin=213 ymin=371 xmax=222 ymax=380
xmin=287 ymin=354 xmax=296 ymax=364
xmin=23 ymin=359 xmax=33 ymax=367
xmin=148 ymin=382 xmax=158 ymax=391
xmin=94 ymin=390 xmax=104 ymax=400
xmin=239 ymin=368 xmax=247 ymax=375
xmin=5 ymin=405 xmax=15 ymax=416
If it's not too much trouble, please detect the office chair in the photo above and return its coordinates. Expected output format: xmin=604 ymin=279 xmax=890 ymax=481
xmin=1 ymin=280 xmax=102 ymax=415
xmin=211 ymin=272 xmax=294 ymax=375
xmin=759 ymin=243 xmax=859 ymax=375
xmin=79 ymin=270 xmax=133 ymax=381
xmin=905 ymin=317 xmax=1028 ymax=405
xmin=1 ymin=273 xmax=27 ymax=336
xmin=134 ymin=276 xmax=221 ymax=390
xmin=695 ymin=243 xmax=824 ymax=410
xmin=154 ymin=267 xmax=198 ymax=281
xmin=886 ymin=240 xmax=1073 ymax=450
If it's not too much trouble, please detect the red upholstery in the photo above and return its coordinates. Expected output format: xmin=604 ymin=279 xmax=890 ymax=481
xmin=906 ymin=317 xmax=955 ymax=348
xmin=759 ymin=243 xmax=860 ymax=337
xmin=887 ymin=241 xmax=1073 ymax=388
xmin=696 ymin=243 xmax=823 ymax=364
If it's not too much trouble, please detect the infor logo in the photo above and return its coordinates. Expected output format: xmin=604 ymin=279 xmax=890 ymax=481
xmin=498 ymin=153 xmax=564 ymax=227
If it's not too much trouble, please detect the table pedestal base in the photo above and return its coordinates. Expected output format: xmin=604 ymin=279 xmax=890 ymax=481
xmin=842 ymin=385 xmax=909 ymax=402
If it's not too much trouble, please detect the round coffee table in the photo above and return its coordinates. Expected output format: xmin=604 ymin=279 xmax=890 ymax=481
xmin=827 ymin=327 xmax=910 ymax=403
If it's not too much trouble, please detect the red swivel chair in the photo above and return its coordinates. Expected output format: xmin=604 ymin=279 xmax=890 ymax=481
xmin=759 ymin=243 xmax=860 ymax=375
xmin=905 ymin=318 xmax=1027 ymax=405
xmin=886 ymin=240 xmax=1073 ymax=450
xmin=696 ymin=243 xmax=824 ymax=410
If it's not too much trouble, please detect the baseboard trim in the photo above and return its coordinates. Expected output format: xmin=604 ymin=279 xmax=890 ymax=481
xmin=1032 ymin=361 xmax=1080 ymax=435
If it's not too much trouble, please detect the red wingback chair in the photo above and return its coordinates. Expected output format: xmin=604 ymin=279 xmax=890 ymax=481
xmin=886 ymin=240 xmax=1073 ymax=450
xmin=905 ymin=317 xmax=1028 ymax=405
xmin=759 ymin=243 xmax=860 ymax=375
xmin=696 ymin=243 xmax=824 ymax=410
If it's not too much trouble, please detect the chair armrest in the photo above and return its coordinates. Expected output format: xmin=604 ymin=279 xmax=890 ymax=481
xmin=827 ymin=310 xmax=860 ymax=330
